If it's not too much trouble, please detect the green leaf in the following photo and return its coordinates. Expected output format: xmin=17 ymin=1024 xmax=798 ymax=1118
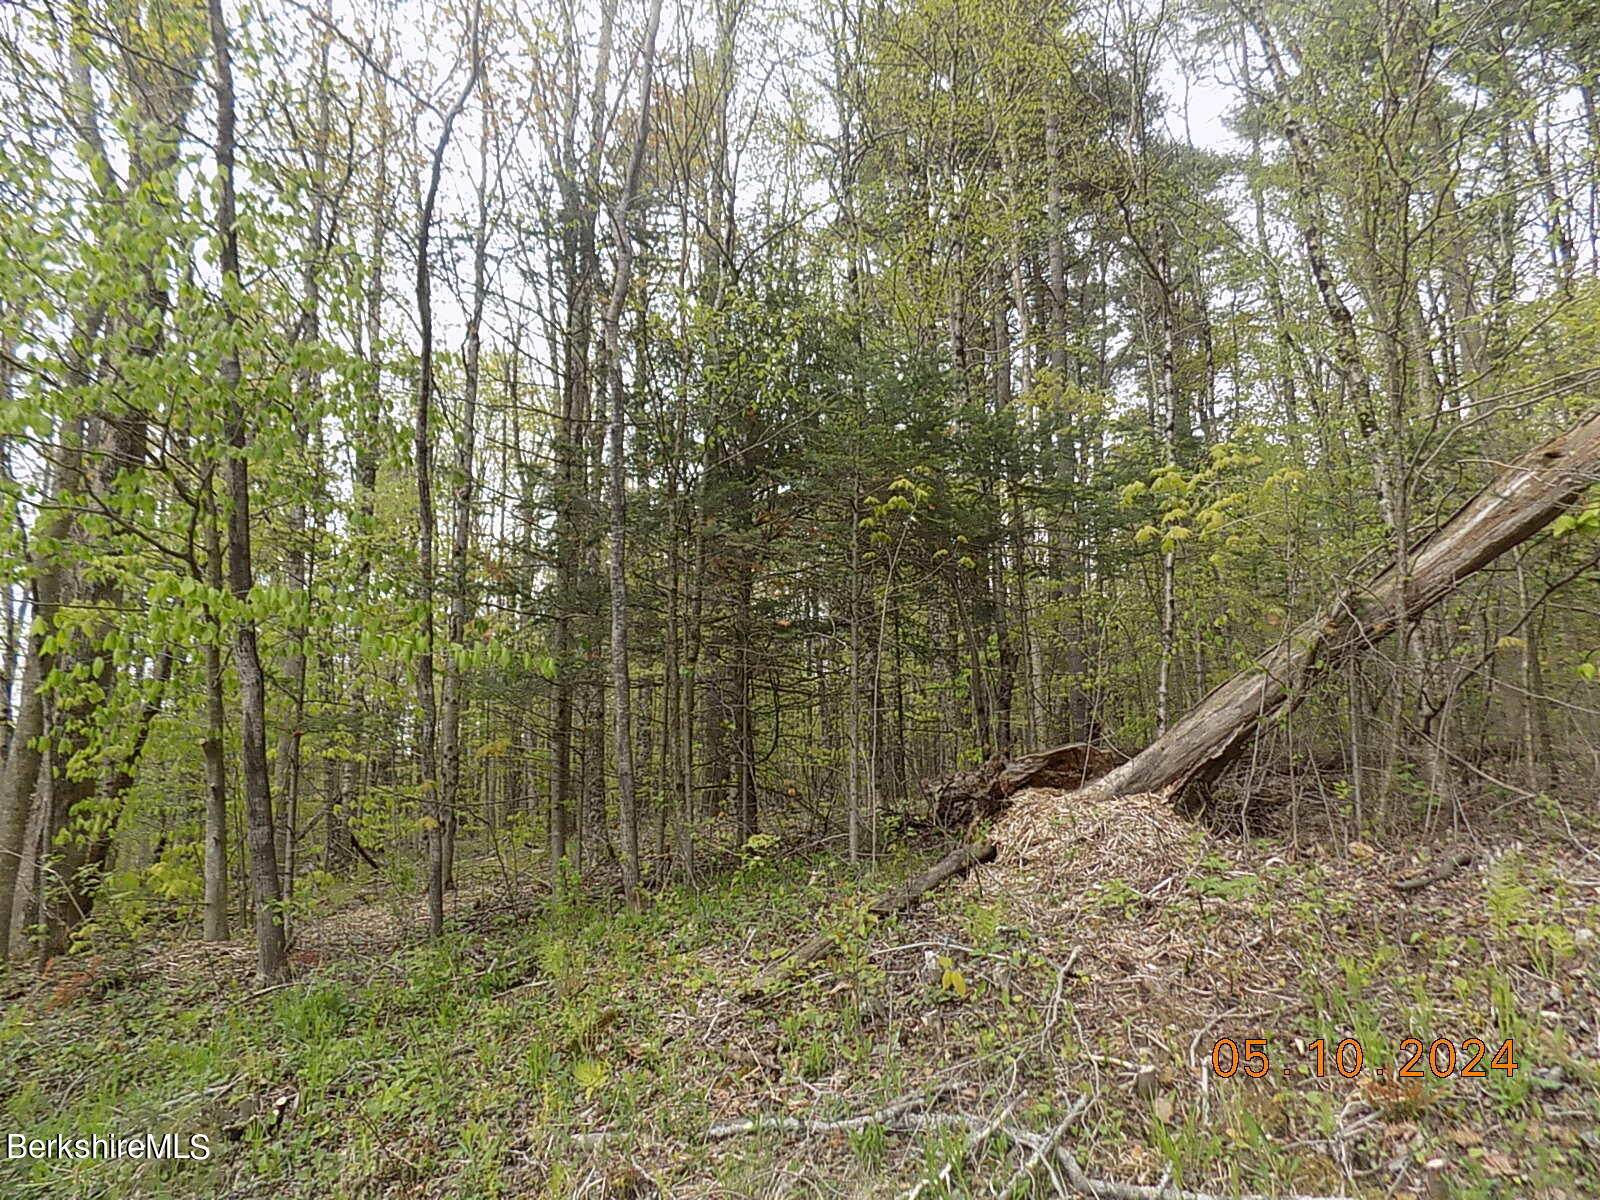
xmin=573 ymin=1058 xmax=610 ymax=1097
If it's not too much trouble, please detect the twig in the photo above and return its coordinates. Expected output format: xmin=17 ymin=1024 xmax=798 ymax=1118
xmin=1001 ymin=1096 xmax=1090 ymax=1197
xmin=571 ymin=1086 xmax=949 ymax=1149
xmin=1043 ymin=946 xmax=1082 ymax=1037
xmin=901 ymin=1112 xmax=1352 ymax=1199
xmin=905 ymin=1155 xmax=956 ymax=1200
xmin=703 ymin=1090 xmax=939 ymax=1140
xmin=902 ymin=1098 xmax=1025 ymax=1200
xmin=574 ymin=1095 xmax=1356 ymax=1200
xmin=1083 ymin=1052 xmax=1144 ymax=1074
xmin=1052 ymin=1140 xmax=1352 ymax=1200
xmin=238 ymin=979 xmax=300 ymax=1003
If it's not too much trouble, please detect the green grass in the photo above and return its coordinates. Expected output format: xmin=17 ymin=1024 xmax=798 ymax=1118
xmin=0 ymin=848 xmax=926 ymax=1197
xmin=2 ymin=828 xmax=1597 ymax=1198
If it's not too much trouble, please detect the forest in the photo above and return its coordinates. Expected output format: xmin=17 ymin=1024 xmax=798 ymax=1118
xmin=1 ymin=0 xmax=1598 ymax=1195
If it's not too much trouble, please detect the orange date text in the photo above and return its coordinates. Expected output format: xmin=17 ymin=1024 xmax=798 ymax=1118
xmin=1207 ymin=1037 xmax=1518 ymax=1080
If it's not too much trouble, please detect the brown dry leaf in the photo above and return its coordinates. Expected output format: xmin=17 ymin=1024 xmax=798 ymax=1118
xmin=1480 ymin=1152 xmax=1516 ymax=1177
xmin=1448 ymin=1127 xmax=1483 ymax=1147
xmin=1151 ymin=1097 xmax=1175 ymax=1122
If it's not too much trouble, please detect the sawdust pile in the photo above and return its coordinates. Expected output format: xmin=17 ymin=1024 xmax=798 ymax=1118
xmin=979 ymin=785 xmax=1207 ymax=900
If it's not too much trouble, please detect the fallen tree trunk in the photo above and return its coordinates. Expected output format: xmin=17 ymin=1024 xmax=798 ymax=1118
xmin=1095 ymin=408 xmax=1600 ymax=804
xmin=928 ymin=411 xmax=1600 ymax=817
xmin=750 ymin=410 xmax=1600 ymax=999
xmin=742 ymin=838 xmax=996 ymax=998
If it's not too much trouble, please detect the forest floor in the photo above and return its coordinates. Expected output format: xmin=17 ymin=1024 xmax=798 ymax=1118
xmin=2 ymin=781 xmax=1598 ymax=1199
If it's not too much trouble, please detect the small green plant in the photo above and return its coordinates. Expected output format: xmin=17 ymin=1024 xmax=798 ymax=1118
xmin=572 ymin=1057 xmax=610 ymax=1099
xmin=1486 ymin=852 xmax=1535 ymax=936
xmin=1089 ymin=877 xmax=1142 ymax=915
xmin=960 ymin=898 xmax=1002 ymax=950
xmin=800 ymin=1035 xmax=831 ymax=1079
xmin=731 ymin=832 xmax=781 ymax=888
xmin=274 ymin=982 xmax=351 ymax=1048
xmin=933 ymin=954 xmax=970 ymax=1001
xmin=824 ymin=899 xmax=886 ymax=1002
xmin=847 ymin=1119 xmax=887 ymax=1169
xmin=913 ymin=1126 xmax=971 ymax=1198
xmin=1188 ymin=852 xmax=1263 ymax=900
xmin=777 ymin=1004 xmax=835 ymax=1079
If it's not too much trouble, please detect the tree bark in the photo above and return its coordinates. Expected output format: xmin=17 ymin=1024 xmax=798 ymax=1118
xmin=413 ymin=7 xmax=482 ymax=937
xmin=209 ymin=0 xmax=287 ymax=983
xmin=1096 ymin=408 xmax=1600 ymax=803
xmin=923 ymin=743 xmax=1126 ymax=827
xmin=597 ymin=0 xmax=663 ymax=904
xmin=202 ymin=490 xmax=229 ymax=941
xmin=273 ymin=23 xmax=331 ymax=935
xmin=543 ymin=0 xmax=616 ymax=881
xmin=440 ymin=104 xmax=492 ymax=900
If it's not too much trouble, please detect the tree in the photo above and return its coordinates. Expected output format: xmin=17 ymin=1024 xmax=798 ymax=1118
xmin=209 ymin=0 xmax=288 ymax=983
xmin=412 ymin=0 xmax=482 ymax=938
xmin=599 ymin=0 xmax=665 ymax=903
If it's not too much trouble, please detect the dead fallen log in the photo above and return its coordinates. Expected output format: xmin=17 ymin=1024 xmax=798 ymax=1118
xmin=922 ymin=742 xmax=1124 ymax=827
xmin=747 ymin=410 xmax=1600 ymax=998
xmin=929 ymin=415 xmax=1600 ymax=822
xmin=1391 ymin=845 xmax=1475 ymax=892
xmin=741 ymin=838 xmax=996 ymax=999
xmin=1093 ymin=407 xmax=1600 ymax=805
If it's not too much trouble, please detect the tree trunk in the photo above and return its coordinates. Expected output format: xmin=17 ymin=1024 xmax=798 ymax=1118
xmin=440 ymin=105 xmax=491 ymax=900
xmin=0 ymin=404 xmax=90 ymax=958
xmin=413 ymin=14 xmax=481 ymax=937
xmin=848 ymin=500 xmax=863 ymax=862
xmin=1154 ymin=235 xmax=1180 ymax=735
xmin=209 ymin=0 xmax=287 ymax=983
xmin=923 ymin=742 xmax=1126 ymax=827
xmin=202 ymin=491 xmax=229 ymax=941
xmin=40 ymin=649 xmax=172 ymax=958
xmin=273 ymin=28 xmax=330 ymax=935
xmin=544 ymin=0 xmax=615 ymax=880
xmin=335 ymin=54 xmax=391 ymax=880
xmin=1240 ymin=0 xmax=1398 ymax=530
xmin=1095 ymin=409 xmax=1600 ymax=803
xmin=1044 ymin=106 xmax=1088 ymax=739
xmin=598 ymin=0 xmax=663 ymax=904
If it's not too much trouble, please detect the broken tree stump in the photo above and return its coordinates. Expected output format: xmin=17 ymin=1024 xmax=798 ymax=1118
xmin=922 ymin=743 xmax=1124 ymax=828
